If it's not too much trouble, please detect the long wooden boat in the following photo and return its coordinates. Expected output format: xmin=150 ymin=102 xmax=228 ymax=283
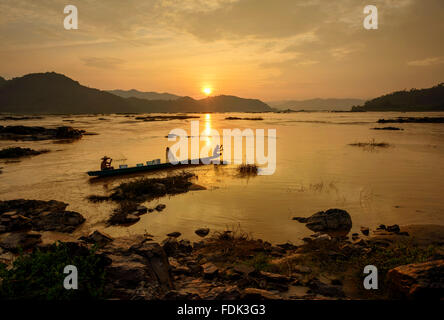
xmin=87 ymin=156 xmax=223 ymax=177
xmin=87 ymin=162 xmax=177 ymax=177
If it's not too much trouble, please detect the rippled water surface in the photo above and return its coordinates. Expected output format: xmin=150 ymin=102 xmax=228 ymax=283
xmin=1 ymin=112 xmax=443 ymax=243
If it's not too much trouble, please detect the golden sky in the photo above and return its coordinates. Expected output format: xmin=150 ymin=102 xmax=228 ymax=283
xmin=0 ymin=0 xmax=443 ymax=100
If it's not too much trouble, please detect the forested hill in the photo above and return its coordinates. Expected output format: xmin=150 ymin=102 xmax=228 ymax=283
xmin=0 ymin=72 xmax=272 ymax=114
xmin=352 ymin=83 xmax=444 ymax=111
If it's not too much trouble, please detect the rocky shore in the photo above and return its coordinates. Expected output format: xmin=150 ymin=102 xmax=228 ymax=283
xmin=0 ymin=201 xmax=443 ymax=300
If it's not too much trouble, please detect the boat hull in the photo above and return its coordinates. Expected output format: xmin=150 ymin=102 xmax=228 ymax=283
xmin=87 ymin=157 xmax=224 ymax=177
xmin=87 ymin=163 xmax=175 ymax=177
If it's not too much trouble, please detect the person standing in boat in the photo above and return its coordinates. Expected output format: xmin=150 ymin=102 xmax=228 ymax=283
xmin=166 ymin=147 xmax=178 ymax=164
xmin=101 ymin=156 xmax=113 ymax=170
xmin=165 ymin=147 xmax=170 ymax=163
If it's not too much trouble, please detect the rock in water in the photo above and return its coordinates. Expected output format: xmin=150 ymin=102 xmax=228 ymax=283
xmin=386 ymin=259 xmax=444 ymax=300
xmin=155 ymin=204 xmax=166 ymax=212
xmin=295 ymin=208 xmax=352 ymax=234
xmin=195 ymin=228 xmax=210 ymax=237
xmin=167 ymin=232 xmax=181 ymax=238
xmin=387 ymin=224 xmax=401 ymax=233
xmin=360 ymin=226 xmax=370 ymax=236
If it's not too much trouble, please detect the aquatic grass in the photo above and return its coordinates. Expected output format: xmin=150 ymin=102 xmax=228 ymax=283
xmin=109 ymin=171 xmax=195 ymax=202
xmin=237 ymin=163 xmax=259 ymax=176
xmin=349 ymin=139 xmax=390 ymax=151
xmin=244 ymin=253 xmax=275 ymax=272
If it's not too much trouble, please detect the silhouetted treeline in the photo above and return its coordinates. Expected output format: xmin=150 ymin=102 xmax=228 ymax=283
xmin=352 ymin=83 xmax=444 ymax=111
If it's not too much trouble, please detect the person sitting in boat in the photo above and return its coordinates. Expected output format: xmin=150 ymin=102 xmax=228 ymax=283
xmin=213 ymin=144 xmax=223 ymax=157
xmin=101 ymin=156 xmax=114 ymax=170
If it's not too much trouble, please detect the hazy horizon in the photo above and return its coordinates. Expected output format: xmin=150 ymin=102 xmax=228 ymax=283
xmin=0 ymin=0 xmax=443 ymax=101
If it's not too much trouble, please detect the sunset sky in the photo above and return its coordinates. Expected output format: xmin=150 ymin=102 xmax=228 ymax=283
xmin=0 ymin=0 xmax=443 ymax=100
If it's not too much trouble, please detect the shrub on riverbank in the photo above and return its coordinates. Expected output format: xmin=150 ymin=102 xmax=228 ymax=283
xmin=0 ymin=242 xmax=106 ymax=300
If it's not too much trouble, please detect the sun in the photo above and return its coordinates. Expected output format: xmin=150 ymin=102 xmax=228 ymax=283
xmin=202 ymin=87 xmax=212 ymax=96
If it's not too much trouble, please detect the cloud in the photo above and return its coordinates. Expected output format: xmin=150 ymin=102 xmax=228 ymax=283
xmin=407 ymin=57 xmax=444 ymax=67
xmin=80 ymin=57 xmax=125 ymax=69
xmin=0 ymin=0 xmax=443 ymax=100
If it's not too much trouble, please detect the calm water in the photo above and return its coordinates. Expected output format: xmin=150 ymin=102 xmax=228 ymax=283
xmin=1 ymin=112 xmax=443 ymax=244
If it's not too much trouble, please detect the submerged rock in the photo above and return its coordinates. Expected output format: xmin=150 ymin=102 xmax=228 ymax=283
xmin=294 ymin=208 xmax=352 ymax=235
xmin=387 ymin=259 xmax=444 ymax=300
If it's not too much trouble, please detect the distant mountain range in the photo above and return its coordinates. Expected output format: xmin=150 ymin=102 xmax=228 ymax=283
xmin=352 ymin=83 xmax=444 ymax=112
xmin=108 ymin=89 xmax=181 ymax=101
xmin=268 ymin=98 xmax=365 ymax=111
xmin=0 ymin=72 xmax=272 ymax=114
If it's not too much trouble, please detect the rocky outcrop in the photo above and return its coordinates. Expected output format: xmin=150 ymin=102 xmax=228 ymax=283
xmin=0 ymin=231 xmax=42 ymax=252
xmin=293 ymin=209 xmax=352 ymax=235
xmin=387 ymin=259 xmax=444 ymax=300
xmin=0 ymin=125 xmax=83 ymax=141
xmin=0 ymin=199 xmax=85 ymax=233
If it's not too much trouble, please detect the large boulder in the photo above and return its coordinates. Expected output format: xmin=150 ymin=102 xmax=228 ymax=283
xmin=103 ymin=240 xmax=174 ymax=299
xmin=386 ymin=259 xmax=444 ymax=300
xmin=294 ymin=208 xmax=352 ymax=235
